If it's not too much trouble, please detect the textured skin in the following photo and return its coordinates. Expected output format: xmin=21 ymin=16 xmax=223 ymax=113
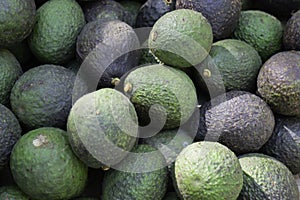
xmin=136 ymin=0 xmax=175 ymax=28
xmin=28 ymin=0 xmax=85 ymax=64
xmin=0 ymin=104 xmax=22 ymax=169
xmin=0 ymin=0 xmax=36 ymax=45
xmin=198 ymin=39 xmax=262 ymax=93
xmin=283 ymin=10 xmax=300 ymax=51
xmin=238 ymin=153 xmax=299 ymax=200
xmin=257 ymin=51 xmax=300 ymax=116
xmin=174 ymin=142 xmax=243 ymax=200
xmin=76 ymin=20 xmax=140 ymax=88
xmin=197 ymin=91 xmax=275 ymax=154
xmin=67 ymin=88 xmax=138 ymax=168
xmin=176 ymin=0 xmax=242 ymax=40
xmin=102 ymin=145 xmax=168 ymax=200
xmin=148 ymin=9 xmax=213 ymax=68
xmin=10 ymin=127 xmax=88 ymax=200
xmin=124 ymin=64 xmax=197 ymax=130
xmin=10 ymin=65 xmax=76 ymax=130
xmin=0 ymin=49 xmax=22 ymax=106
xmin=0 ymin=186 xmax=30 ymax=200
xmin=260 ymin=116 xmax=300 ymax=174
xmin=233 ymin=10 xmax=283 ymax=61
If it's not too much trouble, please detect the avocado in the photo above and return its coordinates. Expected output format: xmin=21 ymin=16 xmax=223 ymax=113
xmin=197 ymin=91 xmax=275 ymax=154
xmin=135 ymin=0 xmax=175 ymax=28
xmin=102 ymin=144 xmax=168 ymax=200
xmin=0 ymin=49 xmax=23 ymax=106
xmin=0 ymin=104 xmax=22 ymax=169
xmin=10 ymin=64 xmax=76 ymax=130
xmin=119 ymin=0 xmax=143 ymax=27
xmin=67 ymin=88 xmax=138 ymax=168
xmin=233 ymin=10 xmax=283 ymax=61
xmin=28 ymin=0 xmax=85 ymax=64
xmin=0 ymin=185 xmax=30 ymax=200
xmin=174 ymin=141 xmax=243 ymax=199
xmin=148 ymin=9 xmax=213 ymax=68
xmin=283 ymin=10 xmax=300 ymax=51
xmin=0 ymin=0 xmax=36 ymax=46
xmin=10 ymin=127 xmax=88 ymax=200
xmin=238 ymin=153 xmax=299 ymax=200
xmin=197 ymin=39 xmax=262 ymax=94
xmin=257 ymin=51 xmax=300 ymax=116
xmin=123 ymin=64 xmax=197 ymax=130
xmin=260 ymin=115 xmax=300 ymax=174
xmin=176 ymin=0 xmax=241 ymax=40
xmin=76 ymin=20 xmax=140 ymax=88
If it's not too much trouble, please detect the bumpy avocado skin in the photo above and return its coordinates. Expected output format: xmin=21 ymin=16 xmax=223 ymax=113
xmin=0 ymin=0 xmax=36 ymax=46
xmin=197 ymin=91 xmax=275 ymax=154
xmin=283 ymin=10 xmax=300 ymax=51
xmin=0 ymin=49 xmax=22 ymax=106
xmin=124 ymin=64 xmax=197 ymax=130
xmin=174 ymin=141 xmax=243 ymax=200
xmin=260 ymin=116 xmax=300 ymax=174
xmin=28 ymin=0 xmax=85 ymax=64
xmin=102 ymin=145 xmax=168 ymax=200
xmin=0 ymin=104 xmax=22 ymax=169
xmin=238 ymin=153 xmax=299 ymax=200
xmin=10 ymin=65 xmax=76 ymax=130
xmin=0 ymin=185 xmax=30 ymax=200
xmin=10 ymin=127 xmax=88 ymax=200
xmin=257 ymin=51 xmax=300 ymax=116
xmin=67 ymin=88 xmax=138 ymax=168
xmin=176 ymin=0 xmax=242 ymax=40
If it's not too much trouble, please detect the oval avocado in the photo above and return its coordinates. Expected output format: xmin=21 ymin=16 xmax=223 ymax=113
xmin=283 ymin=10 xmax=300 ymax=51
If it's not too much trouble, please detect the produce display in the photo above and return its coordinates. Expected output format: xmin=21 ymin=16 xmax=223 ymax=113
xmin=0 ymin=0 xmax=299 ymax=199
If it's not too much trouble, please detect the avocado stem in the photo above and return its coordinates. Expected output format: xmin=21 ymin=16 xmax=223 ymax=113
xmin=124 ymin=82 xmax=133 ymax=93
xmin=111 ymin=78 xmax=120 ymax=86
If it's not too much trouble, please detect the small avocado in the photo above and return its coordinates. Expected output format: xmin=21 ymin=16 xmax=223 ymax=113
xmin=0 ymin=185 xmax=30 ymax=200
xmin=283 ymin=10 xmax=300 ymax=51
xmin=257 ymin=51 xmax=300 ymax=116
xmin=238 ymin=153 xmax=299 ymax=200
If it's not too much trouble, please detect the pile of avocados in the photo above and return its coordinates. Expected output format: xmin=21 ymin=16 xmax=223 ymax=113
xmin=0 ymin=0 xmax=300 ymax=199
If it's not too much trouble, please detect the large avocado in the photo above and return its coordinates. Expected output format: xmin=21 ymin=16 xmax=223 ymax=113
xmin=102 ymin=144 xmax=168 ymax=200
xmin=260 ymin=115 xmax=300 ymax=174
xmin=67 ymin=88 xmax=138 ymax=169
xmin=176 ymin=0 xmax=242 ymax=40
xmin=257 ymin=51 xmax=300 ymax=116
xmin=0 ymin=185 xmax=30 ymax=200
xmin=76 ymin=20 xmax=140 ymax=88
xmin=123 ymin=64 xmax=197 ymax=130
xmin=197 ymin=90 xmax=275 ymax=154
xmin=0 ymin=0 xmax=36 ymax=46
xmin=283 ymin=10 xmax=300 ymax=51
xmin=238 ymin=153 xmax=299 ymax=200
xmin=0 ymin=104 xmax=22 ymax=169
xmin=174 ymin=141 xmax=243 ymax=199
xmin=10 ymin=127 xmax=88 ymax=200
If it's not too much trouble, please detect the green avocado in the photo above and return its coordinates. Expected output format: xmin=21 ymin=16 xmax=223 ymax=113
xmin=0 ymin=185 xmax=30 ymax=200
xmin=283 ymin=10 xmax=300 ymax=51
xmin=10 ymin=127 xmax=88 ymax=200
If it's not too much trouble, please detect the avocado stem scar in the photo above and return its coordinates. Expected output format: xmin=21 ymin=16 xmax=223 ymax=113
xmin=124 ymin=82 xmax=133 ymax=93
xmin=203 ymin=69 xmax=211 ymax=78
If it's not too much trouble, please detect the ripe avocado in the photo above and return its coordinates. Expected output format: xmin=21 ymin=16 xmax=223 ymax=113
xmin=28 ymin=0 xmax=85 ymax=64
xmin=0 ymin=49 xmax=22 ymax=106
xmin=233 ymin=10 xmax=283 ymax=61
xmin=0 ymin=104 xmax=22 ymax=169
xmin=0 ymin=0 xmax=36 ymax=46
xmin=260 ymin=115 xmax=300 ymax=174
xmin=76 ymin=20 xmax=140 ymax=88
xmin=0 ymin=185 xmax=30 ymax=200
xmin=10 ymin=64 xmax=76 ymax=130
xmin=176 ymin=0 xmax=242 ymax=40
xmin=257 ymin=51 xmax=300 ymax=116
xmin=102 ymin=144 xmax=168 ymax=200
xmin=197 ymin=91 xmax=275 ymax=154
xmin=238 ymin=153 xmax=299 ymax=200
xmin=283 ymin=10 xmax=300 ymax=50
xmin=148 ymin=9 xmax=213 ymax=68
xmin=67 ymin=88 xmax=138 ymax=168
xmin=197 ymin=39 xmax=262 ymax=93
xmin=123 ymin=64 xmax=197 ymax=130
xmin=10 ymin=127 xmax=88 ymax=200
xmin=174 ymin=141 xmax=243 ymax=199
xmin=135 ymin=0 xmax=175 ymax=28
